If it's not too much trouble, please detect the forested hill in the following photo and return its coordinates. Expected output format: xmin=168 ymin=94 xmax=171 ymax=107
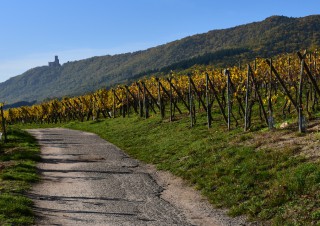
xmin=1 ymin=15 xmax=320 ymax=105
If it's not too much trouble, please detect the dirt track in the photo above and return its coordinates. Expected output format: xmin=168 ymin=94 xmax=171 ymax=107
xmin=27 ymin=128 xmax=250 ymax=226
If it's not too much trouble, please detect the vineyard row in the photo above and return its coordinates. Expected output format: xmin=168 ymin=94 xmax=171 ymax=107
xmin=2 ymin=50 xmax=320 ymax=134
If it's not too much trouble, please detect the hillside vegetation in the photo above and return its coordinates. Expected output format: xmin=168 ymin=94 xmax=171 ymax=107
xmin=1 ymin=15 xmax=320 ymax=105
xmin=4 ymin=16 xmax=320 ymax=224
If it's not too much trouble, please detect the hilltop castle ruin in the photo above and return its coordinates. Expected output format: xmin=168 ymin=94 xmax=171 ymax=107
xmin=48 ymin=56 xmax=61 ymax=67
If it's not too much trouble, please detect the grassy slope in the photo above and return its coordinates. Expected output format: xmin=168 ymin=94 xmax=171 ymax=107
xmin=53 ymin=112 xmax=320 ymax=226
xmin=0 ymin=129 xmax=40 ymax=225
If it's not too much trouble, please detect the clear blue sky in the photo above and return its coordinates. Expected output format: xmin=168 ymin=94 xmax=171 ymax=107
xmin=0 ymin=0 xmax=319 ymax=82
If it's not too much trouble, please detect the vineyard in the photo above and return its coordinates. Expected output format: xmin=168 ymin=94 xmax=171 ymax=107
xmin=2 ymin=50 xmax=320 ymax=133
xmin=1 ymin=50 xmax=320 ymax=225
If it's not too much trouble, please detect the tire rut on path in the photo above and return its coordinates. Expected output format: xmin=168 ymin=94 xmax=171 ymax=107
xmin=27 ymin=128 xmax=252 ymax=226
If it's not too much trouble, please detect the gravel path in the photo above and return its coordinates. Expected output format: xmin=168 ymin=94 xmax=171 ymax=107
xmin=27 ymin=128 xmax=251 ymax=226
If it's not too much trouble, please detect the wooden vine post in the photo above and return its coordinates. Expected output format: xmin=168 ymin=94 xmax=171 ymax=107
xmin=244 ymin=65 xmax=250 ymax=131
xmin=157 ymin=78 xmax=164 ymax=119
xmin=205 ymin=73 xmax=211 ymax=128
xmin=312 ymin=51 xmax=318 ymax=110
xmin=112 ymin=89 xmax=116 ymax=118
xmin=142 ymin=82 xmax=149 ymax=119
xmin=126 ymin=87 xmax=129 ymax=117
xmin=169 ymin=76 xmax=173 ymax=122
xmin=225 ymin=69 xmax=231 ymax=131
xmin=121 ymin=88 xmax=125 ymax=118
xmin=136 ymin=83 xmax=143 ymax=117
xmin=0 ymin=103 xmax=7 ymax=142
xmin=314 ymin=50 xmax=318 ymax=109
xmin=298 ymin=57 xmax=306 ymax=133
xmin=188 ymin=74 xmax=194 ymax=127
xmin=268 ymin=59 xmax=274 ymax=130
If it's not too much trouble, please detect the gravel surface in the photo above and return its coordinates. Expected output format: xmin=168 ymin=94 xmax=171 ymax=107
xmin=27 ymin=128 xmax=253 ymax=226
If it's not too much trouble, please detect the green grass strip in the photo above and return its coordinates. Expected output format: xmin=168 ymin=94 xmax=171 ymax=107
xmin=0 ymin=128 xmax=40 ymax=225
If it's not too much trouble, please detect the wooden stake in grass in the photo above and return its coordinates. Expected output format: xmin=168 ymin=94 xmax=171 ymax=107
xmin=313 ymin=50 xmax=318 ymax=109
xmin=122 ymin=93 xmax=125 ymax=118
xmin=299 ymin=57 xmax=306 ymax=133
xmin=188 ymin=74 xmax=194 ymax=127
xmin=112 ymin=89 xmax=116 ymax=118
xmin=225 ymin=69 xmax=231 ymax=131
xmin=157 ymin=78 xmax=164 ymax=119
xmin=0 ymin=104 xmax=7 ymax=142
xmin=136 ymin=82 xmax=143 ymax=118
xmin=244 ymin=65 xmax=250 ymax=131
xmin=268 ymin=59 xmax=274 ymax=130
xmin=126 ymin=87 xmax=129 ymax=117
xmin=142 ymin=82 xmax=149 ymax=119
xmin=169 ymin=76 xmax=173 ymax=122
xmin=205 ymin=73 xmax=212 ymax=128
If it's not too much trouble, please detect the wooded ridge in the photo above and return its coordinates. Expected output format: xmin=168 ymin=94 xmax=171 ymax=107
xmin=1 ymin=15 xmax=319 ymax=106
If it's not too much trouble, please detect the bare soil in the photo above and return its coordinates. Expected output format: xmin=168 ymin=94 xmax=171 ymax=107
xmin=239 ymin=119 xmax=320 ymax=161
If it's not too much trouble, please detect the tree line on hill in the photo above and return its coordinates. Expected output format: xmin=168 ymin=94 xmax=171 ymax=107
xmin=0 ymin=15 xmax=319 ymax=107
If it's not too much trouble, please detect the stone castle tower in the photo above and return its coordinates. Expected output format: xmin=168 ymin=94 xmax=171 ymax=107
xmin=48 ymin=56 xmax=61 ymax=67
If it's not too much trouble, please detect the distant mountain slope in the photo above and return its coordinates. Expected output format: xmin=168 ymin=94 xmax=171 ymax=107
xmin=1 ymin=15 xmax=319 ymax=105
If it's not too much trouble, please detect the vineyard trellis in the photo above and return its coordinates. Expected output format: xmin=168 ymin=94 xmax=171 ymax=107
xmin=2 ymin=50 xmax=320 ymax=134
